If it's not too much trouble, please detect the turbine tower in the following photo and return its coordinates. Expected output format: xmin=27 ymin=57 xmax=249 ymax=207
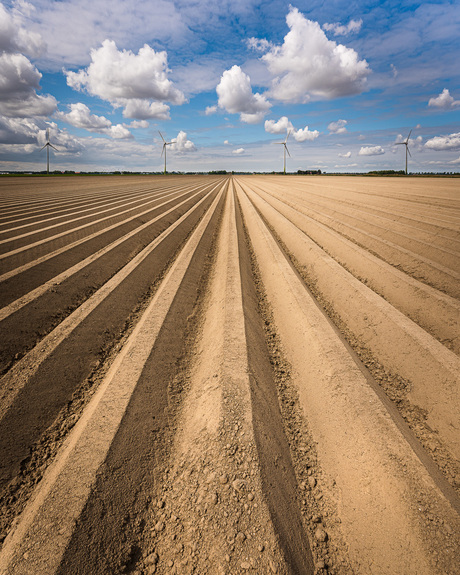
xmin=40 ymin=128 xmax=57 ymax=175
xmin=395 ymin=129 xmax=412 ymax=175
xmin=275 ymin=130 xmax=291 ymax=174
xmin=159 ymin=131 xmax=172 ymax=174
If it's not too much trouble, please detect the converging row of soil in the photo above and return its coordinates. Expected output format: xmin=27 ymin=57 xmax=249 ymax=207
xmin=0 ymin=176 xmax=458 ymax=575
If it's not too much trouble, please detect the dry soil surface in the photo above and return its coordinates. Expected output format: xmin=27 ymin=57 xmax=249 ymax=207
xmin=0 ymin=175 xmax=459 ymax=575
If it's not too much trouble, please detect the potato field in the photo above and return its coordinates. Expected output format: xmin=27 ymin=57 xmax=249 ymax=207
xmin=0 ymin=175 xmax=459 ymax=575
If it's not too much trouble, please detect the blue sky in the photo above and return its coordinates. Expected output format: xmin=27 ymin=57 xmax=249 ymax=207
xmin=1 ymin=0 xmax=460 ymax=172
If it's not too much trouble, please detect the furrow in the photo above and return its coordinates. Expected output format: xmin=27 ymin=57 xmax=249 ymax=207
xmin=0 ymin=186 xmax=175 ymax=237
xmin=0 ymin=181 xmax=187 ymax=227
xmin=252 ymin=180 xmax=460 ymax=268
xmin=259 ymin=177 xmax=460 ymax=240
xmin=0 ymin=181 xmax=197 ymax=246
xmin=274 ymin=196 xmax=460 ymax=297
xmin=0 ymin=183 xmax=214 ymax=322
xmin=239 ymin=179 xmax=460 ymax=354
xmin=0 ymin=176 xmax=199 ymax=215
xmin=236 ymin=180 xmax=460 ymax=575
xmin=0 ymin=182 xmax=166 ymax=221
xmin=0 ymin=184 xmax=225 ymax=575
xmin=0 ymin=186 xmax=191 ymax=252
xmin=281 ymin=177 xmax=460 ymax=223
xmin=0 ymin=180 xmax=213 ymax=278
xmin=132 ymin=184 xmax=313 ymax=574
xmin=261 ymin=181 xmax=460 ymax=254
xmin=0 ymin=183 xmax=220 ymax=501
xmin=0 ymin=175 xmax=458 ymax=575
xmin=238 ymin=179 xmax=460 ymax=464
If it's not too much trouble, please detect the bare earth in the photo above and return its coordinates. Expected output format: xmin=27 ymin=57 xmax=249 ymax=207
xmin=0 ymin=175 xmax=458 ymax=575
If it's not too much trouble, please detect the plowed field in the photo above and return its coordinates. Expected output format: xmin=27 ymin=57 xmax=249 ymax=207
xmin=0 ymin=175 xmax=459 ymax=575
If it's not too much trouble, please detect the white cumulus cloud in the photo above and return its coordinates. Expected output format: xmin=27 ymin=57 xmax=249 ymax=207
xmin=169 ymin=131 xmax=196 ymax=153
xmin=338 ymin=151 xmax=352 ymax=158
xmin=0 ymin=116 xmax=42 ymax=145
xmin=14 ymin=0 xmax=193 ymax=70
xmin=394 ymin=133 xmax=423 ymax=152
xmin=0 ymin=52 xmax=57 ymax=117
xmin=37 ymin=122 xmax=83 ymax=154
xmin=0 ymin=4 xmax=56 ymax=119
xmin=125 ymin=120 xmax=149 ymax=129
xmin=323 ymin=19 xmax=363 ymax=36
xmin=264 ymin=116 xmax=319 ymax=142
xmin=359 ymin=145 xmax=385 ymax=156
xmin=425 ymin=132 xmax=460 ymax=151
xmin=205 ymin=105 xmax=217 ymax=115
xmin=0 ymin=52 xmax=41 ymax=97
xmin=428 ymin=89 xmax=460 ymax=110
xmin=233 ymin=148 xmax=245 ymax=154
xmin=108 ymin=125 xmax=133 ymax=139
xmin=262 ymin=7 xmax=370 ymax=103
xmin=65 ymin=40 xmax=185 ymax=119
xmin=328 ymin=119 xmax=348 ymax=134
xmin=56 ymin=103 xmax=132 ymax=139
xmin=216 ymin=65 xmax=271 ymax=124
xmin=121 ymin=100 xmax=170 ymax=120
xmin=264 ymin=116 xmax=294 ymax=134
xmin=293 ymin=126 xmax=319 ymax=142
xmin=0 ymin=2 xmax=46 ymax=57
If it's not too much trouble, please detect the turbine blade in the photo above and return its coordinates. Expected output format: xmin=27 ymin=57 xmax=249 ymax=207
xmin=40 ymin=144 xmax=47 ymax=151
xmin=158 ymin=131 xmax=166 ymax=143
xmin=285 ymin=145 xmax=291 ymax=158
xmin=406 ymin=129 xmax=412 ymax=142
xmin=46 ymin=128 xmax=50 ymax=141
xmin=285 ymin=129 xmax=291 ymax=143
xmin=49 ymin=144 xmax=58 ymax=151
xmin=407 ymin=147 xmax=412 ymax=157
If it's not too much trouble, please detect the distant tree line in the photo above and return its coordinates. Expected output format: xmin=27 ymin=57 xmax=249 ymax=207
xmin=367 ymin=170 xmax=405 ymax=175
xmin=2 ymin=169 xmax=459 ymax=177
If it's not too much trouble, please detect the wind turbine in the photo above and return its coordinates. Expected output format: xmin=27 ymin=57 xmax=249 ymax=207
xmin=40 ymin=128 xmax=57 ymax=175
xmin=395 ymin=129 xmax=412 ymax=175
xmin=159 ymin=131 xmax=172 ymax=174
xmin=274 ymin=130 xmax=291 ymax=174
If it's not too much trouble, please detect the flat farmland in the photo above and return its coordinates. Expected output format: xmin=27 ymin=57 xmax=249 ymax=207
xmin=0 ymin=174 xmax=459 ymax=575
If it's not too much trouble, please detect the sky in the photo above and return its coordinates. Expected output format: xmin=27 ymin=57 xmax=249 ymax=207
xmin=1 ymin=0 xmax=460 ymax=173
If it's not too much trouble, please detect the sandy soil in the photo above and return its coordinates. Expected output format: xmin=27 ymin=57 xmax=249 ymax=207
xmin=0 ymin=175 xmax=459 ymax=575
